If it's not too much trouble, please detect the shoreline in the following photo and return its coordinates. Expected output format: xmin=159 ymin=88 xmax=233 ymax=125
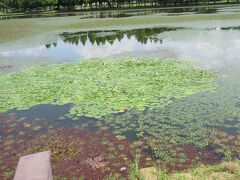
xmin=0 ymin=2 xmax=239 ymax=19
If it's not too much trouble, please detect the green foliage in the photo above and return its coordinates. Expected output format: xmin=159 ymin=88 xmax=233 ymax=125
xmin=108 ymin=153 xmax=115 ymax=159
xmin=0 ymin=0 xmax=235 ymax=13
xmin=107 ymin=173 xmax=122 ymax=180
xmin=172 ymin=161 xmax=240 ymax=179
xmin=32 ymin=125 xmax=41 ymax=131
xmin=138 ymin=161 xmax=240 ymax=180
xmin=118 ymin=144 xmax=125 ymax=150
xmin=3 ymin=171 xmax=13 ymax=179
xmin=103 ymin=67 xmax=240 ymax=149
xmin=0 ymin=58 xmax=215 ymax=118
xmin=128 ymin=153 xmax=144 ymax=180
xmin=0 ymin=0 xmax=7 ymax=10
xmin=116 ymin=135 xmax=127 ymax=141
xmin=155 ymin=169 xmax=168 ymax=180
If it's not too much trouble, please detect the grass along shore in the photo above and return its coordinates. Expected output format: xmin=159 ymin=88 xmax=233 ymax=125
xmin=136 ymin=161 xmax=240 ymax=180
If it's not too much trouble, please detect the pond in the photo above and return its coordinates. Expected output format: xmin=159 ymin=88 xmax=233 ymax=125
xmin=1 ymin=25 xmax=240 ymax=71
xmin=0 ymin=5 xmax=240 ymax=179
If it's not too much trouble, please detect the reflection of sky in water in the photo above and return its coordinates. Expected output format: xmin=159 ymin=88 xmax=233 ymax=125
xmin=1 ymin=36 xmax=160 ymax=60
xmin=1 ymin=28 xmax=240 ymax=70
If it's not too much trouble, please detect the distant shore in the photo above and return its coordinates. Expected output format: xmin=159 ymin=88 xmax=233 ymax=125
xmin=0 ymin=2 xmax=239 ymax=19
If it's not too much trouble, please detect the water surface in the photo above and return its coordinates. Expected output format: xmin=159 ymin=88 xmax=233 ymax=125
xmin=1 ymin=24 xmax=240 ymax=70
xmin=0 ymin=6 xmax=240 ymax=179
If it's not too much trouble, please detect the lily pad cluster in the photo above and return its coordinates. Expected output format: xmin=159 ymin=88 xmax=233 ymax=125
xmin=0 ymin=58 xmax=215 ymax=118
xmin=103 ymin=68 xmax=240 ymax=152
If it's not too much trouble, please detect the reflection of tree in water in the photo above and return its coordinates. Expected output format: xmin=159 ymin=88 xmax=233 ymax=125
xmin=193 ymin=7 xmax=217 ymax=14
xmin=45 ymin=44 xmax=51 ymax=49
xmin=45 ymin=42 xmax=57 ymax=49
xmin=57 ymin=27 xmax=181 ymax=47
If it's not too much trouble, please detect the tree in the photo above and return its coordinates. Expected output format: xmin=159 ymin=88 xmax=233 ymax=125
xmin=0 ymin=0 xmax=236 ymax=13
xmin=0 ymin=0 xmax=8 ymax=12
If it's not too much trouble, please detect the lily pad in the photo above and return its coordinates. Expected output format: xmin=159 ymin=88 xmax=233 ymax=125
xmin=0 ymin=58 xmax=215 ymax=118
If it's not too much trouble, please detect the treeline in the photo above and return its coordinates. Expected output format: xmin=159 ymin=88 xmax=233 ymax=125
xmin=0 ymin=0 xmax=57 ymax=12
xmin=0 ymin=0 xmax=238 ymax=12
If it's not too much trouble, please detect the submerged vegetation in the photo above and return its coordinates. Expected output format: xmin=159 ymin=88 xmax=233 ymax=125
xmin=0 ymin=114 xmax=150 ymax=179
xmin=103 ymin=67 xmax=240 ymax=160
xmin=0 ymin=58 xmax=215 ymax=118
xmin=0 ymin=111 xmax=239 ymax=179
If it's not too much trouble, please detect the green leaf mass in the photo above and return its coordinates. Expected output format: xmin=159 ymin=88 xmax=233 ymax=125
xmin=0 ymin=58 xmax=215 ymax=118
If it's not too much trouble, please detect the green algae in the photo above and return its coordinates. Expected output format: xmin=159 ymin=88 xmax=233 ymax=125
xmin=0 ymin=58 xmax=215 ymax=118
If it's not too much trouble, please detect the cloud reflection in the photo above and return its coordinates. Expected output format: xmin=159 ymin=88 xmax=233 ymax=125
xmin=0 ymin=28 xmax=240 ymax=70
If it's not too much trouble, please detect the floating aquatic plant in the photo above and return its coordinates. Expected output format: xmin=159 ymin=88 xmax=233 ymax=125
xmin=103 ymin=67 xmax=240 ymax=156
xmin=0 ymin=58 xmax=215 ymax=118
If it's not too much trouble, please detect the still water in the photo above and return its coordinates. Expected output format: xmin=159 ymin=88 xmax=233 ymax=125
xmin=0 ymin=5 xmax=240 ymax=179
xmin=1 ymin=25 xmax=240 ymax=70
